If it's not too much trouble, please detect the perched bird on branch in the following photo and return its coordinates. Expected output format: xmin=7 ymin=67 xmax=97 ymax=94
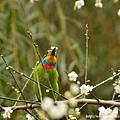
xmin=34 ymin=47 xmax=59 ymax=101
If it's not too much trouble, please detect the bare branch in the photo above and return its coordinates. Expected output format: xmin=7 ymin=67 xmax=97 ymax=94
xmin=1 ymin=98 xmax=120 ymax=112
xmin=85 ymin=23 xmax=89 ymax=85
xmin=56 ymin=98 xmax=120 ymax=107
xmin=0 ymin=104 xmax=40 ymax=111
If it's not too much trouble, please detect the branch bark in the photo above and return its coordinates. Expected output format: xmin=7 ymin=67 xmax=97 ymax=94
xmin=1 ymin=98 xmax=120 ymax=111
xmin=58 ymin=98 xmax=120 ymax=107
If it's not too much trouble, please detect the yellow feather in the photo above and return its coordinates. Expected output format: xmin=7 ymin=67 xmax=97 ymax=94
xmin=45 ymin=56 xmax=57 ymax=64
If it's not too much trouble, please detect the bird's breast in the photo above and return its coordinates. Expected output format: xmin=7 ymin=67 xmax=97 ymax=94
xmin=41 ymin=64 xmax=55 ymax=70
xmin=45 ymin=56 xmax=57 ymax=64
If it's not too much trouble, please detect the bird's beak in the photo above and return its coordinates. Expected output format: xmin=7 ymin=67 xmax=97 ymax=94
xmin=51 ymin=48 xmax=56 ymax=56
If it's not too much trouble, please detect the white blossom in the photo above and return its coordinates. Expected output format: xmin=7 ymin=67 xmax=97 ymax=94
xmin=114 ymin=85 xmax=120 ymax=93
xmin=95 ymin=0 xmax=103 ymax=8
xmin=51 ymin=46 xmax=58 ymax=50
xmin=2 ymin=107 xmax=13 ymax=119
xmin=111 ymin=107 xmax=118 ymax=117
xmin=118 ymin=79 xmax=120 ymax=84
xmin=30 ymin=0 xmax=34 ymax=3
xmin=41 ymin=97 xmax=54 ymax=111
xmin=41 ymin=97 xmax=68 ymax=119
xmin=98 ymin=106 xmax=106 ymax=116
xmin=80 ymin=84 xmax=93 ymax=95
xmin=26 ymin=114 xmax=34 ymax=120
xmin=98 ymin=106 xmax=118 ymax=120
xmin=74 ymin=0 xmax=85 ymax=10
xmin=30 ymin=0 xmax=38 ymax=3
xmin=70 ymin=83 xmax=80 ymax=95
xmin=68 ymin=99 xmax=78 ymax=107
xmin=64 ymin=90 xmax=73 ymax=98
xmin=49 ymin=102 xmax=68 ymax=119
xmin=68 ymin=71 xmax=78 ymax=81
xmin=113 ymin=0 xmax=119 ymax=3
xmin=117 ymin=9 xmax=120 ymax=16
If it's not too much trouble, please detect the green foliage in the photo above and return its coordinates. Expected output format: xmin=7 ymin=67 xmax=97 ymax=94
xmin=0 ymin=0 xmax=120 ymax=119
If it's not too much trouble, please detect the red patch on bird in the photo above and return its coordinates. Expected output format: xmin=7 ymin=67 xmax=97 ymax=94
xmin=40 ymin=64 xmax=54 ymax=70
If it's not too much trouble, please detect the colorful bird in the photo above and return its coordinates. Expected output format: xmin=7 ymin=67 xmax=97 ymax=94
xmin=34 ymin=47 xmax=59 ymax=101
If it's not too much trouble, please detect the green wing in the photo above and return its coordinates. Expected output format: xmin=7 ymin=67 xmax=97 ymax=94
xmin=34 ymin=65 xmax=59 ymax=100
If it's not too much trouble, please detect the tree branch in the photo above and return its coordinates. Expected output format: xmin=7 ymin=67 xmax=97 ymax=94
xmin=0 ymin=104 xmax=40 ymax=111
xmin=56 ymin=98 xmax=120 ymax=107
xmin=1 ymin=98 xmax=120 ymax=112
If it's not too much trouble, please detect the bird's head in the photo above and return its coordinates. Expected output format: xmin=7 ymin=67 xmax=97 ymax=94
xmin=42 ymin=48 xmax=57 ymax=68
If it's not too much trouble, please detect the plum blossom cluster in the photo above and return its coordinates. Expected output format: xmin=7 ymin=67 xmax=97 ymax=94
xmin=74 ymin=0 xmax=103 ymax=9
xmin=68 ymin=71 xmax=78 ymax=82
xmin=74 ymin=0 xmax=104 ymax=10
xmin=67 ymin=71 xmax=80 ymax=96
xmin=74 ymin=0 xmax=120 ymax=16
xmin=80 ymin=84 xmax=93 ymax=95
xmin=2 ymin=107 xmax=13 ymax=119
xmin=74 ymin=0 xmax=85 ymax=10
xmin=113 ymin=79 xmax=120 ymax=94
xmin=98 ymin=106 xmax=118 ymax=120
xmin=68 ymin=71 xmax=94 ymax=96
xmin=41 ymin=97 xmax=68 ymax=119
xmin=68 ymin=71 xmax=93 ymax=95
xmin=95 ymin=0 xmax=103 ymax=8
xmin=68 ymin=107 xmax=80 ymax=120
xmin=114 ymin=84 xmax=120 ymax=94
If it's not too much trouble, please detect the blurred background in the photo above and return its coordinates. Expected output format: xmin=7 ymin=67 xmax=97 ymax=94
xmin=0 ymin=0 xmax=120 ymax=119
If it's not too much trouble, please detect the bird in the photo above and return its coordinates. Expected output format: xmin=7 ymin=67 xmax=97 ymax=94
xmin=33 ymin=47 xmax=59 ymax=101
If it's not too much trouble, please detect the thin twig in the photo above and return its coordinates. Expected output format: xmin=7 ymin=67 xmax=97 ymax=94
xmin=27 ymin=31 xmax=42 ymax=61
xmin=85 ymin=24 xmax=89 ymax=85
xmin=9 ymin=67 xmax=67 ymax=100
xmin=73 ymin=73 xmax=120 ymax=99
xmin=79 ymin=102 xmax=87 ymax=111
xmin=112 ymin=91 xmax=116 ymax=101
xmin=0 ymin=95 xmax=39 ymax=104
xmin=90 ymin=92 xmax=99 ymax=102
xmin=14 ymin=63 xmax=38 ymax=106
xmin=36 ymin=69 xmax=43 ymax=102
xmin=93 ymin=76 xmax=114 ymax=89
xmin=0 ymin=53 xmax=26 ymax=102
xmin=0 ymin=51 xmax=39 ymax=120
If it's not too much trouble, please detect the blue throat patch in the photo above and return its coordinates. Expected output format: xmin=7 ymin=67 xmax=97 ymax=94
xmin=42 ymin=59 xmax=57 ymax=68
